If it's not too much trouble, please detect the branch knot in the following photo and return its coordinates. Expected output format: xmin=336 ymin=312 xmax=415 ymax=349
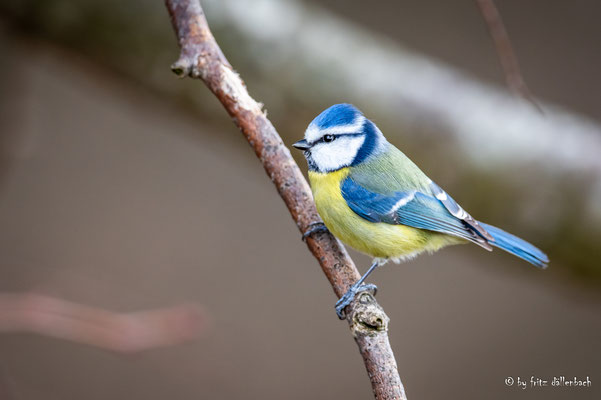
xmin=350 ymin=291 xmax=390 ymax=337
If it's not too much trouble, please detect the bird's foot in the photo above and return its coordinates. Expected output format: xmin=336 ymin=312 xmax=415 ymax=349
xmin=302 ymin=222 xmax=329 ymax=241
xmin=335 ymin=283 xmax=378 ymax=319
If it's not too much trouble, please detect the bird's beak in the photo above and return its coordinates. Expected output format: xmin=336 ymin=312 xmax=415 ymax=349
xmin=292 ymin=139 xmax=310 ymax=151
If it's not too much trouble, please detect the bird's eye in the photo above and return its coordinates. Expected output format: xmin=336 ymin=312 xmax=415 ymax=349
xmin=323 ymin=134 xmax=335 ymax=143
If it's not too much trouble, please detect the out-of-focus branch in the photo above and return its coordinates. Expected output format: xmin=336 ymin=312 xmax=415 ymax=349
xmin=164 ymin=1 xmax=406 ymax=399
xmin=0 ymin=293 xmax=205 ymax=352
xmin=476 ymin=0 xmax=542 ymax=111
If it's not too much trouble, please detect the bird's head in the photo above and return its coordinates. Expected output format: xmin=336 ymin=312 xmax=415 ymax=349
xmin=293 ymin=104 xmax=387 ymax=173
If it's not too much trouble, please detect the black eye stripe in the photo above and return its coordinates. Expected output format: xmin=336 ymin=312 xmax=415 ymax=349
xmin=317 ymin=134 xmax=335 ymax=144
xmin=311 ymin=132 xmax=363 ymax=145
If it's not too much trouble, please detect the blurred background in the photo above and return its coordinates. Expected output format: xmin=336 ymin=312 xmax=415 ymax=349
xmin=0 ymin=0 xmax=600 ymax=399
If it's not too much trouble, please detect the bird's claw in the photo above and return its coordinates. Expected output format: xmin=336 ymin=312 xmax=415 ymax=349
xmin=335 ymin=283 xmax=378 ymax=319
xmin=302 ymin=222 xmax=329 ymax=241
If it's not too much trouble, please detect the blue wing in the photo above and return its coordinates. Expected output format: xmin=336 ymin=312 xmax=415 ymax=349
xmin=340 ymin=177 xmax=491 ymax=248
xmin=341 ymin=177 xmax=549 ymax=268
xmin=428 ymin=181 xmax=493 ymax=241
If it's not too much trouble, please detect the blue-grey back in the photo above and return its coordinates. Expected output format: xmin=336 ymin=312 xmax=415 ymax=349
xmin=349 ymin=143 xmax=432 ymax=195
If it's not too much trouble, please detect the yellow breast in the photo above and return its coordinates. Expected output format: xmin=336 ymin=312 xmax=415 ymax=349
xmin=308 ymin=168 xmax=453 ymax=259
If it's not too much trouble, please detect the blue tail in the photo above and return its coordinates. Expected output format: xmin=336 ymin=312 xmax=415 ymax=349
xmin=479 ymin=222 xmax=549 ymax=269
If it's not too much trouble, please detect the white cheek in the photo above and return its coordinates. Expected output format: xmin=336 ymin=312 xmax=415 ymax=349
xmin=311 ymin=136 xmax=365 ymax=172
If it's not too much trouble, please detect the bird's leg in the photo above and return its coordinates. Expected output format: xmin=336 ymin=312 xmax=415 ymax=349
xmin=302 ymin=221 xmax=329 ymax=241
xmin=335 ymin=260 xmax=381 ymax=319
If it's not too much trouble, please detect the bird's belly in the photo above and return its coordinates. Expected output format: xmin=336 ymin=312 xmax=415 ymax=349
xmin=309 ymin=169 xmax=451 ymax=259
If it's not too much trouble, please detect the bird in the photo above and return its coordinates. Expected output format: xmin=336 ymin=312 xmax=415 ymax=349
xmin=292 ymin=103 xmax=548 ymax=319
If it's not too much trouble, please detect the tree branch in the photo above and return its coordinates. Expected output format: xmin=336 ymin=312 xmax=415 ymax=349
xmin=476 ymin=0 xmax=542 ymax=112
xmin=0 ymin=293 xmax=205 ymax=352
xmin=164 ymin=1 xmax=406 ymax=398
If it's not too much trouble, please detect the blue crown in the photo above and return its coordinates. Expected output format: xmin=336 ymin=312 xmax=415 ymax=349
xmin=311 ymin=103 xmax=363 ymax=130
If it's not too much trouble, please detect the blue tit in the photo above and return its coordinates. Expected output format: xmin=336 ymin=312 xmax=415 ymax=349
xmin=293 ymin=103 xmax=548 ymax=318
